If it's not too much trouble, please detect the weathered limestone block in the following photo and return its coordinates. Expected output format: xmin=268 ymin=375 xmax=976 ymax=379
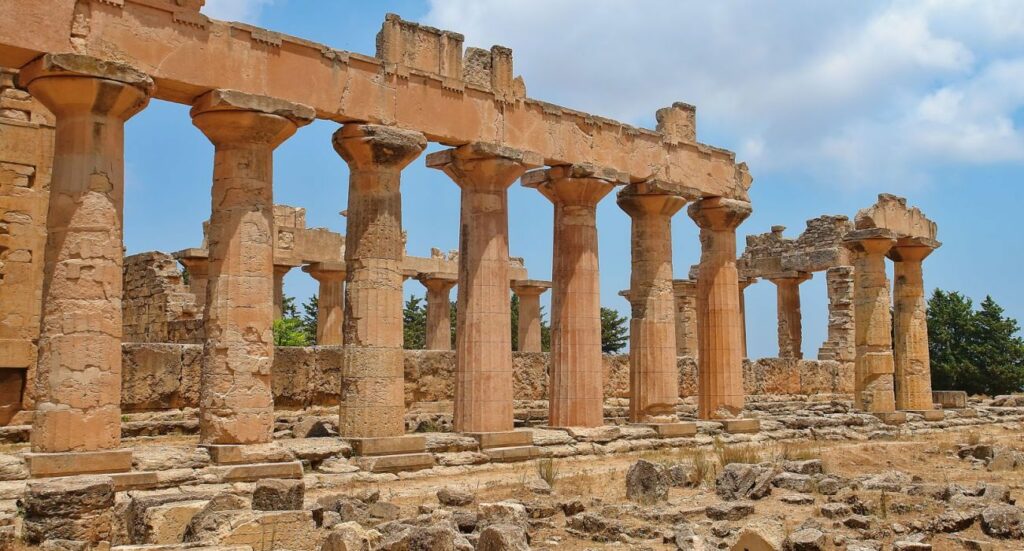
xmin=121 ymin=343 xmax=201 ymax=412
xmin=334 ymin=124 xmax=426 ymax=438
xmin=272 ymin=346 xmax=315 ymax=409
xmin=251 ymin=478 xmax=304 ymax=511
xmin=122 ymin=252 xmax=200 ymax=343
xmin=191 ymin=89 xmax=313 ymax=445
xmin=23 ymin=475 xmax=115 ymax=544
xmin=19 ymin=53 xmax=153 ymax=454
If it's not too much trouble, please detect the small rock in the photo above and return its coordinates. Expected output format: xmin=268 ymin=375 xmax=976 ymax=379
xmin=322 ymin=521 xmax=383 ymax=551
xmin=893 ymin=542 xmax=931 ymax=551
xmin=625 ymin=459 xmax=670 ymax=504
xmin=930 ymin=509 xmax=975 ymax=533
xmin=559 ymin=499 xmax=585 ymax=516
xmin=437 ymin=487 xmax=475 ymax=507
xmin=378 ymin=524 xmax=472 ymax=551
xmin=785 ymin=527 xmax=826 ymax=551
xmin=526 ymin=478 xmax=552 ymax=495
xmin=477 ymin=523 xmax=529 ymax=551
xmin=981 ymin=504 xmax=1023 ymax=538
xmin=843 ymin=515 xmax=872 ymax=529
xmin=735 ymin=519 xmax=785 ymax=551
xmin=774 ymin=472 xmax=814 ymax=493
xmin=705 ymin=501 xmax=754 ymax=521
xmin=252 ymin=479 xmax=304 ymax=511
xmin=716 ymin=463 xmax=777 ymax=501
xmin=478 ymin=501 xmax=528 ymax=530
xmin=819 ymin=502 xmax=851 ymax=519
xmin=783 ymin=459 xmax=824 ymax=475
xmin=781 ymin=494 xmax=815 ymax=505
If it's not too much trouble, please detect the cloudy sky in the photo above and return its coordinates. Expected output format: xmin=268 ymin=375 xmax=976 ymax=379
xmin=124 ymin=1 xmax=1024 ymax=358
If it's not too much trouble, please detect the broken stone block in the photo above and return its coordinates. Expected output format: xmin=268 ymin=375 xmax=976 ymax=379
xmin=252 ymin=478 xmax=304 ymax=511
xmin=477 ymin=523 xmax=528 ymax=551
xmin=625 ymin=459 xmax=669 ymax=503
xmin=321 ymin=521 xmax=382 ymax=551
xmin=477 ymin=501 xmax=528 ymax=531
xmin=716 ymin=463 xmax=778 ymax=501
xmin=437 ymin=487 xmax=475 ymax=506
xmin=705 ymin=501 xmax=754 ymax=521
xmin=378 ymin=524 xmax=472 ymax=551
xmin=23 ymin=475 xmax=115 ymax=545
xmin=981 ymin=504 xmax=1023 ymax=538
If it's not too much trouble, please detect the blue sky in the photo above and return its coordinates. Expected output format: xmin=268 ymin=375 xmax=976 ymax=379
xmin=123 ymin=1 xmax=1024 ymax=359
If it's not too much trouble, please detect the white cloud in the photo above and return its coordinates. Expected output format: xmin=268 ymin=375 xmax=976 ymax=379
xmin=201 ymin=0 xmax=273 ymax=23
xmin=424 ymin=0 xmax=1024 ymax=189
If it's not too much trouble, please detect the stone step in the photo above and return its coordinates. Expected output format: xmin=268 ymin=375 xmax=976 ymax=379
xmin=212 ymin=460 xmax=304 ymax=483
xmin=642 ymin=422 xmax=698 ymax=438
xmin=25 ymin=448 xmax=133 ymax=478
xmin=349 ymin=435 xmax=426 ymax=457
xmin=352 ymin=452 xmax=435 ymax=473
xmin=719 ymin=419 xmax=761 ymax=434
xmin=466 ymin=430 xmax=533 ymax=449
xmin=483 ymin=446 xmax=539 ymax=463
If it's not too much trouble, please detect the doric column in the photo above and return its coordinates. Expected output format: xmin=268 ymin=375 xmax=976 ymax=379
xmin=418 ymin=272 xmax=457 ymax=351
xmin=191 ymin=90 xmax=313 ymax=446
xmin=843 ymin=229 xmax=898 ymax=414
xmin=523 ymin=164 xmax=626 ymax=428
xmin=687 ymin=197 xmax=752 ymax=420
xmin=510 ymin=280 xmax=551 ymax=353
xmin=272 ymin=264 xmax=294 ymax=319
xmin=18 ymin=54 xmax=152 ymax=474
xmin=672 ymin=279 xmax=698 ymax=357
xmin=768 ymin=272 xmax=812 ymax=359
xmin=889 ymin=237 xmax=940 ymax=411
xmin=174 ymin=248 xmax=210 ymax=310
xmin=617 ymin=182 xmax=687 ymax=422
xmin=333 ymin=124 xmax=426 ymax=437
xmin=426 ymin=143 xmax=540 ymax=433
xmin=303 ymin=262 xmax=347 ymax=345
xmin=738 ymin=276 xmax=757 ymax=359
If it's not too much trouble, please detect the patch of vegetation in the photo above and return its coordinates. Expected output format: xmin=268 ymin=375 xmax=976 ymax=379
xmin=536 ymin=458 xmax=559 ymax=488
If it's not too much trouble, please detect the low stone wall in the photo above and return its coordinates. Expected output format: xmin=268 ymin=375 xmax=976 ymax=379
xmin=122 ymin=343 xmax=854 ymax=413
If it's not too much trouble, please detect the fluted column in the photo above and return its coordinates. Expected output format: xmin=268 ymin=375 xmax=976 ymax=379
xmin=672 ymin=279 xmax=698 ymax=357
xmin=419 ymin=273 xmax=457 ymax=351
xmin=333 ymin=124 xmax=426 ymax=437
xmin=617 ymin=182 xmax=687 ymax=422
xmin=889 ymin=237 xmax=940 ymax=411
xmin=192 ymin=90 xmax=313 ymax=446
xmin=843 ymin=229 xmax=897 ymax=414
xmin=18 ymin=54 xmax=152 ymax=466
xmin=688 ymin=197 xmax=752 ymax=420
xmin=523 ymin=164 xmax=625 ymax=428
xmin=738 ymin=277 xmax=757 ymax=359
xmin=303 ymin=262 xmax=347 ymax=345
xmin=768 ymin=273 xmax=811 ymax=359
xmin=427 ymin=143 xmax=540 ymax=433
xmin=511 ymin=280 xmax=551 ymax=353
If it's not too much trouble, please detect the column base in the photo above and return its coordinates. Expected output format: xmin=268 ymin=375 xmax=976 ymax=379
xmin=908 ymin=410 xmax=945 ymax=421
xmin=638 ymin=422 xmax=698 ymax=438
xmin=719 ymin=419 xmax=761 ymax=434
xmin=26 ymin=448 xmax=133 ymax=478
xmin=873 ymin=412 xmax=908 ymax=425
xmin=348 ymin=435 xmax=427 ymax=456
xmin=202 ymin=443 xmax=292 ymax=465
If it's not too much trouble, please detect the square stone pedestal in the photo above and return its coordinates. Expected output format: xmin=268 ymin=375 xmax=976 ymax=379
xmin=873 ymin=412 xmax=908 ymax=425
xmin=26 ymin=448 xmax=133 ymax=478
xmin=908 ymin=410 xmax=945 ymax=421
xmin=348 ymin=435 xmax=434 ymax=473
xmin=465 ymin=431 xmax=538 ymax=463
xmin=639 ymin=423 xmax=698 ymax=438
xmin=719 ymin=419 xmax=760 ymax=434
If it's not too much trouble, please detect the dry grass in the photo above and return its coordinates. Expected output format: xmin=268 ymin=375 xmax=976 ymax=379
xmin=536 ymin=458 xmax=559 ymax=488
xmin=690 ymin=448 xmax=717 ymax=488
xmin=965 ymin=430 xmax=982 ymax=446
xmin=713 ymin=437 xmax=762 ymax=466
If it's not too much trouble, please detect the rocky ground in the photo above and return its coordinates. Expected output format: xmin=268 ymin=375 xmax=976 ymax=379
xmin=3 ymin=396 xmax=1024 ymax=550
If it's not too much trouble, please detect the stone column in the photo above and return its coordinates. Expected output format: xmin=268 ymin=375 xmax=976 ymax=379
xmin=672 ymin=279 xmax=698 ymax=357
xmin=334 ymin=124 xmax=426 ymax=438
xmin=191 ymin=90 xmax=313 ymax=447
xmin=889 ymin=237 xmax=940 ymax=411
xmin=18 ymin=54 xmax=152 ymax=475
xmin=768 ymin=273 xmax=811 ymax=359
xmin=738 ymin=277 xmax=757 ymax=359
xmin=818 ymin=266 xmax=855 ymax=362
xmin=523 ymin=164 xmax=625 ymax=428
xmin=303 ymin=262 xmax=347 ymax=345
xmin=272 ymin=264 xmax=295 ymax=319
xmin=174 ymin=248 xmax=210 ymax=309
xmin=843 ymin=229 xmax=898 ymax=414
xmin=617 ymin=182 xmax=687 ymax=422
xmin=427 ymin=143 xmax=540 ymax=433
xmin=687 ymin=197 xmax=752 ymax=420
xmin=510 ymin=280 xmax=551 ymax=353
xmin=418 ymin=273 xmax=457 ymax=351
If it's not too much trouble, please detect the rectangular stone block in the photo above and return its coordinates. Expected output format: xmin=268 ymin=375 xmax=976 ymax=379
xmin=909 ymin=410 xmax=945 ymax=421
xmin=349 ymin=435 xmax=426 ymax=456
xmin=352 ymin=452 xmax=434 ymax=473
xmin=466 ymin=430 xmax=533 ymax=449
xmin=203 ymin=444 xmax=292 ymax=465
xmin=216 ymin=461 xmax=304 ymax=483
xmin=109 ymin=471 xmax=160 ymax=492
xmin=641 ymin=422 xmax=697 ymax=438
xmin=483 ymin=446 xmax=538 ymax=463
xmin=932 ymin=390 xmax=967 ymax=409
xmin=874 ymin=412 xmax=907 ymax=425
xmin=719 ymin=419 xmax=760 ymax=434
xmin=25 ymin=448 xmax=133 ymax=478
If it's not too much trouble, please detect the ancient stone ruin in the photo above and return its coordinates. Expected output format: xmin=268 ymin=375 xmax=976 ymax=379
xmin=0 ymin=3 xmax=1019 ymax=551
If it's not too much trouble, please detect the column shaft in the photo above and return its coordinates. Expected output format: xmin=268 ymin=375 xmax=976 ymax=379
xmin=334 ymin=124 xmax=426 ymax=437
xmin=21 ymin=55 xmax=152 ymax=453
xmin=618 ymin=187 xmax=686 ymax=422
xmin=515 ymin=290 xmax=543 ymax=352
xmin=890 ymin=243 xmax=937 ymax=410
xmin=191 ymin=90 xmax=312 ymax=445
xmin=427 ymin=143 xmax=539 ymax=433
xmin=421 ymin=276 xmax=456 ymax=351
xmin=672 ymin=280 xmax=698 ymax=357
xmin=845 ymin=233 xmax=897 ymax=413
xmin=303 ymin=264 xmax=346 ymax=346
xmin=688 ymin=197 xmax=752 ymax=420
xmin=272 ymin=265 xmax=292 ymax=319
xmin=771 ymin=275 xmax=809 ymax=359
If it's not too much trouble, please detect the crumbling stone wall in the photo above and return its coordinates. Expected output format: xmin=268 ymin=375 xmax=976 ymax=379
xmin=122 ymin=252 xmax=201 ymax=343
xmin=0 ymin=68 xmax=54 ymax=414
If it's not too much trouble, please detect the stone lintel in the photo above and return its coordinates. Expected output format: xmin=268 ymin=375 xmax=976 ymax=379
xmin=874 ymin=412 xmax=907 ymax=425
xmin=349 ymin=435 xmax=427 ymax=457
xmin=484 ymin=446 xmax=539 ymax=463
xmin=465 ymin=430 xmax=533 ymax=449
xmin=640 ymin=422 xmax=698 ymax=438
xmin=274 ymin=259 xmax=305 ymax=269
xmin=672 ymin=279 xmax=697 ymax=293
xmin=190 ymin=89 xmax=315 ymax=124
xmin=25 ymin=449 xmax=133 ymax=478
xmin=843 ymin=227 xmax=897 ymax=244
xmin=766 ymin=271 xmax=813 ymax=284
xmin=618 ymin=179 xmax=702 ymax=201
xmin=18 ymin=53 xmax=154 ymax=93
xmin=352 ymin=452 xmax=435 ymax=473
xmin=425 ymin=141 xmax=543 ymax=169
xmin=719 ymin=419 xmax=760 ymax=434
xmin=521 ymin=163 xmax=630 ymax=188
xmin=419 ymin=271 xmax=458 ymax=283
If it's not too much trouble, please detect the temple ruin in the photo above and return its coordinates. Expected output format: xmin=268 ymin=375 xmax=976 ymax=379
xmin=0 ymin=3 xmax=1004 ymax=550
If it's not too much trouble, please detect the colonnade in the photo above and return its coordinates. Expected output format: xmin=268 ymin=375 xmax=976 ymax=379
xmin=16 ymin=53 xmax=756 ymax=476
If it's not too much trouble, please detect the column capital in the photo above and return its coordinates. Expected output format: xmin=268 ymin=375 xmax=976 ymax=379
xmin=510 ymin=279 xmax=551 ymax=296
xmin=302 ymin=261 xmax=347 ymax=282
xmin=332 ymin=124 xmax=427 ymax=170
xmin=687 ymin=197 xmax=752 ymax=231
xmin=767 ymin=271 xmax=812 ymax=286
xmin=19 ymin=53 xmax=154 ymax=120
xmin=418 ymin=272 xmax=457 ymax=291
xmin=522 ymin=163 xmax=627 ymax=206
xmin=739 ymin=276 xmax=759 ymax=291
xmin=426 ymin=142 xmax=542 ymax=191
xmin=843 ymin=228 xmax=897 ymax=255
xmin=173 ymin=248 xmax=210 ymax=273
xmin=888 ymin=236 xmax=941 ymax=262
xmin=616 ymin=179 xmax=692 ymax=218
xmin=191 ymin=89 xmax=313 ymax=147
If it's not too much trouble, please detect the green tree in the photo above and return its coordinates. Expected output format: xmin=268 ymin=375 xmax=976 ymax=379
xmin=300 ymin=295 xmax=319 ymax=345
xmin=928 ymin=290 xmax=1024 ymax=395
xmin=272 ymin=294 xmax=309 ymax=346
xmin=601 ymin=307 xmax=629 ymax=353
xmin=403 ymin=295 xmax=427 ymax=349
